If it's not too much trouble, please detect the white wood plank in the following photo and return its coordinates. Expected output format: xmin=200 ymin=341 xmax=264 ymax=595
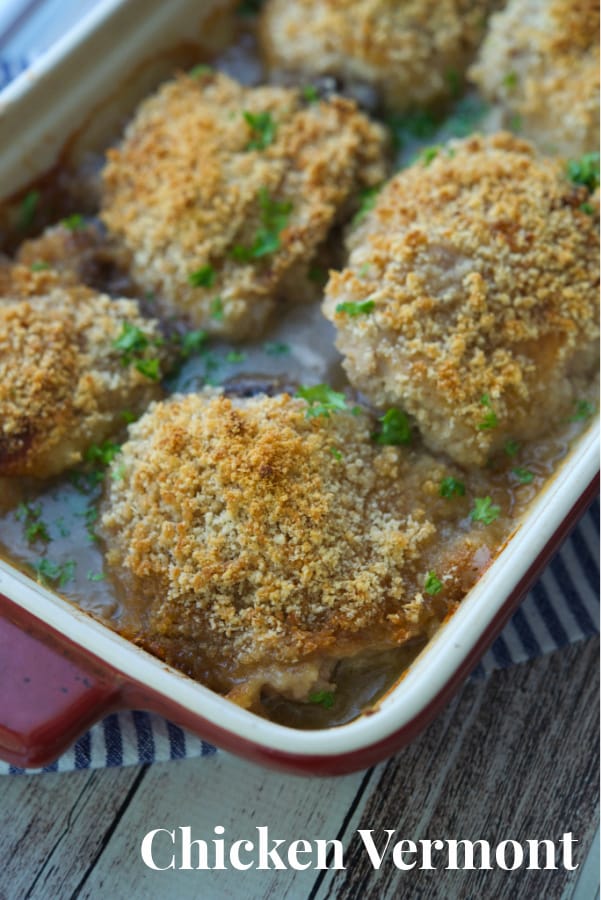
xmin=75 ymin=752 xmax=369 ymax=900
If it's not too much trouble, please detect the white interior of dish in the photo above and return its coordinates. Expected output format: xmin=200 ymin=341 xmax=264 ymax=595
xmin=0 ymin=0 xmax=598 ymax=757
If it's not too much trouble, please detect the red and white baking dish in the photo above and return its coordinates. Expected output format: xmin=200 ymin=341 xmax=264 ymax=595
xmin=0 ymin=0 xmax=598 ymax=776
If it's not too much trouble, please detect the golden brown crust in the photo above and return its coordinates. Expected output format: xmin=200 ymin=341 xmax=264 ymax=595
xmin=101 ymin=71 xmax=388 ymax=339
xmin=100 ymin=391 xmax=488 ymax=700
xmin=323 ymin=133 xmax=600 ymax=466
xmin=259 ymin=0 xmax=497 ymax=111
xmin=470 ymin=0 xmax=600 ymax=156
xmin=0 ymin=265 xmax=166 ymax=478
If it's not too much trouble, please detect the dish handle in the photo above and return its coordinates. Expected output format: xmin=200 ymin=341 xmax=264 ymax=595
xmin=0 ymin=593 xmax=123 ymax=769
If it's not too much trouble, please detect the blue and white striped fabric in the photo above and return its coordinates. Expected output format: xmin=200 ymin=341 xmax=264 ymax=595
xmin=0 ymin=5 xmax=598 ymax=774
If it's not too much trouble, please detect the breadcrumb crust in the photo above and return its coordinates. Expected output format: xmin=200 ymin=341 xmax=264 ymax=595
xmin=100 ymin=391 xmax=486 ymax=702
xmin=323 ymin=133 xmax=600 ymax=467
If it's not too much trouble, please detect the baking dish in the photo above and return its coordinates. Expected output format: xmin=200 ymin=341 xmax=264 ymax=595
xmin=0 ymin=0 xmax=598 ymax=775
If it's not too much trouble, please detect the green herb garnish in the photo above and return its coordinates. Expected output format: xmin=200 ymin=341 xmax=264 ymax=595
xmin=372 ymin=408 xmax=411 ymax=446
xmin=502 ymin=71 xmax=518 ymax=90
xmin=439 ymin=477 xmax=465 ymax=498
xmin=210 ymin=297 xmax=224 ymax=321
xmin=189 ymin=64 xmax=213 ymax=78
xmin=61 ymin=213 xmax=85 ymax=231
xmin=445 ymin=68 xmax=462 ymax=98
xmin=25 ymin=521 xmax=50 ymax=543
xmin=263 ymin=341 xmax=289 ymax=356
xmin=84 ymin=441 xmax=121 ymax=467
xmin=477 ymin=394 xmax=498 ymax=430
xmin=329 ymin=447 xmax=343 ymax=461
xmin=352 ymin=185 xmax=381 ymax=226
xmin=296 ymin=384 xmax=349 ymax=419
xmin=504 ymin=439 xmax=520 ymax=457
xmin=509 ymin=114 xmax=522 ymax=132
xmin=335 ymin=300 xmax=375 ymax=317
xmin=308 ymin=265 xmax=327 ymax=285
xmin=121 ymin=410 xmax=138 ymax=424
xmin=243 ymin=111 xmax=277 ymax=151
xmin=420 ymin=146 xmax=440 ymax=166
xmin=580 ymin=202 xmax=595 ymax=215
xmin=225 ymin=350 xmax=247 ymax=363
xmin=512 ymin=467 xmax=534 ymax=484
xmin=386 ymin=110 xmax=437 ymax=151
xmin=301 ymin=85 xmax=319 ymax=103
xmin=188 ymin=264 xmax=215 ymax=288
xmin=309 ymin=691 xmax=335 ymax=709
xmin=470 ymin=496 xmax=501 ymax=525
xmin=569 ymin=399 xmax=595 ymax=421
xmin=18 ymin=190 xmax=39 ymax=230
xmin=424 ymin=571 xmax=443 ymax=595
xmin=86 ymin=571 xmax=105 ymax=582
xmin=180 ymin=329 xmax=208 ymax=357
xmin=135 ymin=358 xmax=161 ymax=381
xmin=113 ymin=322 xmax=151 ymax=358
xmin=567 ymin=153 xmax=600 ymax=192
xmin=30 ymin=260 xmax=50 ymax=271
xmin=231 ymin=188 xmax=292 ymax=262
xmin=35 ymin=558 xmax=76 ymax=588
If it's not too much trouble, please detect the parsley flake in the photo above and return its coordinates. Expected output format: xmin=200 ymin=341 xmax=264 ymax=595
xmin=25 ymin=520 xmax=50 ymax=543
xmin=329 ymin=447 xmax=343 ymax=461
xmin=309 ymin=691 xmax=335 ymax=709
xmin=424 ymin=571 xmax=443 ymax=595
xmin=567 ymin=153 xmax=600 ymax=192
xmin=189 ymin=64 xmax=213 ymax=78
xmin=225 ymin=350 xmax=247 ymax=363
xmin=372 ymin=408 xmax=411 ymax=446
xmin=439 ymin=477 xmax=465 ymax=498
xmin=243 ymin=110 xmax=277 ymax=151
xmin=420 ymin=146 xmax=440 ymax=166
xmin=470 ymin=496 xmax=501 ymax=525
xmin=84 ymin=441 xmax=121 ymax=467
xmin=263 ymin=341 xmax=289 ymax=356
xmin=180 ymin=329 xmax=208 ymax=357
xmin=30 ymin=260 xmax=50 ymax=271
xmin=61 ymin=213 xmax=85 ymax=231
xmin=210 ymin=297 xmax=224 ymax=321
xmin=335 ymin=300 xmax=375 ymax=317
xmin=504 ymin=439 xmax=520 ymax=458
xmin=231 ymin=188 xmax=292 ymax=262
xmin=569 ymin=399 xmax=595 ymax=421
xmin=301 ymin=85 xmax=319 ymax=103
xmin=477 ymin=394 xmax=498 ymax=430
xmin=188 ymin=264 xmax=215 ymax=288
xmin=352 ymin=185 xmax=381 ymax=226
xmin=18 ymin=190 xmax=39 ymax=230
xmin=86 ymin=571 xmax=105 ymax=582
xmin=297 ymin=384 xmax=349 ymax=419
xmin=135 ymin=358 xmax=161 ymax=381
xmin=502 ymin=71 xmax=518 ymax=90
xmin=512 ymin=467 xmax=534 ymax=484
xmin=35 ymin=558 xmax=76 ymax=588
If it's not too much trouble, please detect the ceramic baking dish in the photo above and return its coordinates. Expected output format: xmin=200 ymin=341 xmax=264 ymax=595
xmin=0 ymin=0 xmax=598 ymax=776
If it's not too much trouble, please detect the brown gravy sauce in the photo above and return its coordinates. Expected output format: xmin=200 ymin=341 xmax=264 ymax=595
xmin=0 ymin=24 xmax=596 ymax=729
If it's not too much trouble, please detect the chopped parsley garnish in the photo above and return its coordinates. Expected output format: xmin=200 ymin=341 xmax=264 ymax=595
xmin=580 ymin=202 xmax=595 ymax=215
xmin=329 ymin=447 xmax=343 ymax=461
xmin=189 ymin=63 xmax=213 ymax=78
xmin=509 ymin=114 xmax=522 ymax=132
xmin=424 ymin=571 xmax=443 ymax=595
xmin=445 ymin=68 xmax=462 ymax=98
xmin=225 ymin=350 xmax=247 ymax=363
xmin=263 ymin=341 xmax=289 ymax=356
xmin=16 ymin=501 xmax=40 ymax=522
xmin=30 ymin=260 xmax=50 ymax=271
xmin=335 ymin=299 xmax=375 ymax=317
xmin=61 ymin=213 xmax=85 ymax=231
xmin=502 ymin=71 xmax=518 ymax=90
xmin=19 ymin=190 xmax=39 ymax=230
xmin=180 ymin=329 xmax=208 ymax=357
xmin=512 ymin=467 xmax=534 ymax=484
xmin=111 ymin=463 xmax=126 ymax=482
xmin=35 ymin=558 xmax=76 ymax=588
xmin=135 ymin=358 xmax=161 ymax=381
xmin=86 ymin=571 xmax=105 ymax=582
xmin=372 ymin=408 xmax=411 ymax=446
xmin=567 ymin=153 xmax=600 ymax=192
xmin=352 ymin=185 xmax=381 ymax=226
xmin=84 ymin=441 xmax=121 ymax=467
xmin=386 ymin=110 xmax=437 ymax=150
xmin=309 ymin=691 xmax=335 ymax=709
xmin=210 ymin=297 xmax=224 ymax=321
xmin=504 ymin=439 xmax=520 ymax=458
xmin=112 ymin=322 xmax=162 ymax=380
xmin=231 ymin=188 xmax=292 ymax=262
xmin=569 ymin=399 xmax=595 ymax=421
xmin=17 ymin=503 xmax=50 ymax=543
xmin=308 ymin=265 xmax=327 ymax=285
xmin=243 ymin=111 xmax=277 ymax=151
xmin=25 ymin=521 xmax=51 ymax=542
xmin=188 ymin=264 xmax=215 ymax=288
xmin=297 ymin=384 xmax=349 ymax=419
xmin=477 ymin=394 xmax=498 ymax=430
xmin=420 ymin=146 xmax=440 ymax=166
xmin=439 ymin=477 xmax=465 ymax=498
xmin=301 ymin=85 xmax=319 ymax=103
xmin=121 ymin=410 xmax=138 ymax=424
xmin=470 ymin=496 xmax=501 ymax=525
xmin=358 ymin=263 xmax=371 ymax=277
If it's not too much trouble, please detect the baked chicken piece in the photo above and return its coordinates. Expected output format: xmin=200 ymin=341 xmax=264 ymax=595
xmin=470 ymin=0 xmax=600 ymax=157
xmin=0 ymin=265 xmax=167 ymax=478
xmin=323 ymin=133 xmax=600 ymax=467
xmin=101 ymin=70 xmax=388 ymax=340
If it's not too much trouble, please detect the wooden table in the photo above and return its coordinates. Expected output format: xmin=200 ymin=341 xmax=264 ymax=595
xmin=1 ymin=638 xmax=598 ymax=900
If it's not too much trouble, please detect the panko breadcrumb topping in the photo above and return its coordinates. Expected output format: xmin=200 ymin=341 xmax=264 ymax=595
xmin=0 ymin=266 xmax=166 ymax=478
xmin=470 ymin=0 xmax=600 ymax=156
xmin=259 ymin=0 xmax=497 ymax=112
xmin=100 ymin=391 xmax=487 ymax=704
xmin=101 ymin=71 xmax=388 ymax=339
xmin=323 ymin=133 xmax=599 ymax=467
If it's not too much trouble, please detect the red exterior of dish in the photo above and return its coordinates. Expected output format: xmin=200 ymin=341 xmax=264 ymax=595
xmin=0 ymin=473 xmax=598 ymax=775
